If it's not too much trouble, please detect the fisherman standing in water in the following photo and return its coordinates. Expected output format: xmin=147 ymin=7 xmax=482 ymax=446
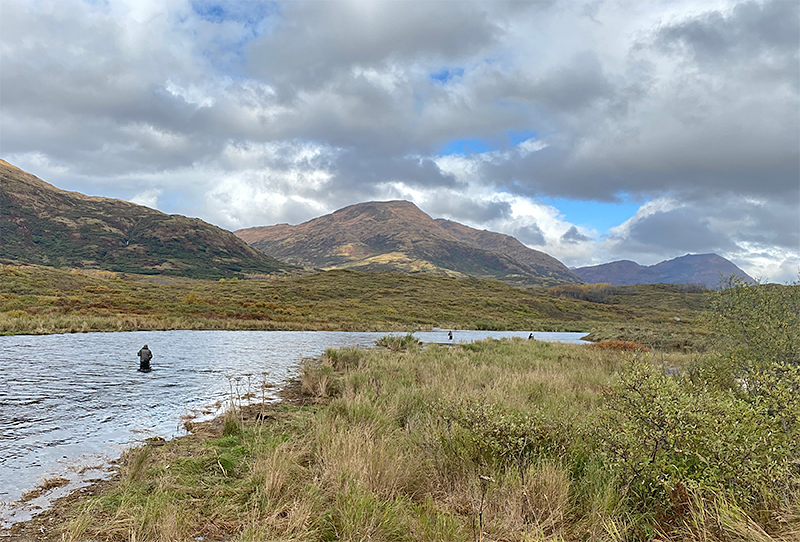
xmin=137 ymin=344 xmax=153 ymax=372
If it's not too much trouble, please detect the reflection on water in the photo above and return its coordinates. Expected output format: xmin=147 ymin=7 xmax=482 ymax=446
xmin=0 ymin=329 xmax=586 ymax=525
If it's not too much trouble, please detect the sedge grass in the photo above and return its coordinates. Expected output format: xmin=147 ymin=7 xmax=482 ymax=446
xmin=45 ymin=337 xmax=797 ymax=542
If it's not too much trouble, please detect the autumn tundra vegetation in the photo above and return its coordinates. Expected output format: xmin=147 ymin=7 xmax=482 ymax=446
xmin=10 ymin=274 xmax=797 ymax=542
xmin=2 ymin=264 xmax=709 ymax=346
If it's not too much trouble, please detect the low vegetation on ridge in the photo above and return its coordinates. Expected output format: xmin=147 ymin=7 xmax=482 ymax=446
xmin=1 ymin=264 xmax=714 ymax=345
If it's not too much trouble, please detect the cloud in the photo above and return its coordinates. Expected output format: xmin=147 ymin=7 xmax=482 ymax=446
xmin=0 ymin=0 xmax=797 ymax=283
xmin=424 ymin=195 xmax=512 ymax=224
xmin=623 ymin=208 xmax=735 ymax=253
xmin=561 ymin=225 xmax=592 ymax=244
xmin=245 ymin=0 xmax=504 ymax=96
xmin=130 ymin=189 xmax=163 ymax=209
xmin=513 ymin=224 xmax=546 ymax=246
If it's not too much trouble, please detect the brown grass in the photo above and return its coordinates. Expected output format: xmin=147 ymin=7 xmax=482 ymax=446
xmin=589 ymin=340 xmax=651 ymax=351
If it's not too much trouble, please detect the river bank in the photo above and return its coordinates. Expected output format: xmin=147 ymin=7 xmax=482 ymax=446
xmin=2 ymin=380 xmax=311 ymax=541
xmin=1 ymin=264 xmax=711 ymax=339
xmin=6 ymin=337 xmax=797 ymax=541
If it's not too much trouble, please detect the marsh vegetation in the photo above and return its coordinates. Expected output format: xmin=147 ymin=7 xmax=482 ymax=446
xmin=20 ymin=278 xmax=797 ymax=541
xmin=1 ymin=264 xmax=713 ymax=346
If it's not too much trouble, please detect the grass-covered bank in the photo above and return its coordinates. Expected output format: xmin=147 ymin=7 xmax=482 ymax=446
xmin=15 ymin=330 xmax=799 ymax=541
xmin=5 ymin=276 xmax=797 ymax=540
xmin=1 ymin=264 xmax=713 ymax=339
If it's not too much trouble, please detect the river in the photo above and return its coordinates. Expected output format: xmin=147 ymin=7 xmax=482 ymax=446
xmin=0 ymin=329 xmax=587 ymax=526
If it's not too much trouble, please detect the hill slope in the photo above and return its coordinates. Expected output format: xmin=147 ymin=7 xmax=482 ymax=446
xmin=0 ymin=160 xmax=288 ymax=278
xmin=573 ymin=253 xmax=754 ymax=288
xmin=236 ymin=200 xmax=580 ymax=285
xmin=434 ymin=219 xmax=575 ymax=280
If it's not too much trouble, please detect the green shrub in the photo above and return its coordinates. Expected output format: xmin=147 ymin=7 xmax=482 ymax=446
xmin=602 ymin=356 xmax=797 ymax=516
xmin=700 ymin=277 xmax=800 ymax=450
xmin=708 ymin=277 xmax=800 ymax=370
xmin=441 ymin=400 xmax=572 ymax=475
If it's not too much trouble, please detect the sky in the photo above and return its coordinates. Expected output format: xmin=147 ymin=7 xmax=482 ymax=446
xmin=1 ymin=0 xmax=798 ymax=282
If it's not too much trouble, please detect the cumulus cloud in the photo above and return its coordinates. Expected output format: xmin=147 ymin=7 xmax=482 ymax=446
xmin=130 ymin=189 xmax=163 ymax=209
xmin=513 ymin=224 xmax=547 ymax=246
xmin=1 ymin=0 xmax=797 ymax=282
xmin=561 ymin=226 xmax=592 ymax=244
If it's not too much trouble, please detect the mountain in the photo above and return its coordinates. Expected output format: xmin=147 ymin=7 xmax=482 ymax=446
xmin=573 ymin=254 xmax=754 ymax=288
xmin=0 ymin=160 xmax=288 ymax=278
xmin=434 ymin=219 xmax=577 ymax=280
xmin=235 ymin=200 xmax=580 ymax=285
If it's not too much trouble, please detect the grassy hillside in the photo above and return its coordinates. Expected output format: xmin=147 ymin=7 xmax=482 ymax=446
xmin=0 ymin=160 xmax=287 ymax=279
xmin=236 ymin=200 xmax=580 ymax=285
xmin=0 ymin=264 xmax=712 ymax=341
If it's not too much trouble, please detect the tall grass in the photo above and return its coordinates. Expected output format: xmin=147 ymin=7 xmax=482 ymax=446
xmin=53 ymin=336 xmax=796 ymax=542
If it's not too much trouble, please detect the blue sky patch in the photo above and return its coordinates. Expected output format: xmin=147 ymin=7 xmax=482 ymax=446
xmin=189 ymin=1 xmax=280 ymax=76
xmin=507 ymin=129 xmax=538 ymax=146
xmin=191 ymin=1 xmax=279 ymax=26
xmin=438 ymin=130 xmax=540 ymax=157
xmin=542 ymin=195 xmax=642 ymax=234
xmin=429 ymin=67 xmax=464 ymax=84
xmin=439 ymin=137 xmax=496 ymax=156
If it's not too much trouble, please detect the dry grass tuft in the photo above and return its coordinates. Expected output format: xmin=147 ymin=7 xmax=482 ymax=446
xmin=20 ymin=476 xmax=70 ymax=502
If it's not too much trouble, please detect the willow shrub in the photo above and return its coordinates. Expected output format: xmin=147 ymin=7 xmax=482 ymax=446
xmin=602 ymin=278 xmax=800 ymax=522
xmin=603 ymin=358 xmax=795 ymax=513
xmin=439 ymin=400 xmax=574 ymax=477
xmin=708 ymin=276 xmax=799 ymax=371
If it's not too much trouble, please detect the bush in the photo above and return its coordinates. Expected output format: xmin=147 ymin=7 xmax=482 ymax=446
xmin=440 ymin=400 xmax=572 ymax=475
xmin=548 ymin=283 xmax=616 ymax=304
xmin=602 ymin=357 xmax=796 ymax=514
xmin=708 ymin=277 xmax=799 ymax=370
xmin=601 ymin=278 xmax=800 ymax=520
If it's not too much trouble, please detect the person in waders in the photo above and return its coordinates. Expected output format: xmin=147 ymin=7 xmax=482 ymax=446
xmin=137 ymin=344 xmax=153 ymax=372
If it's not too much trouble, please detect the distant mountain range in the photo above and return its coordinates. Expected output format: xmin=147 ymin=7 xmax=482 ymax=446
xmin=0 ymin=160 xmax=287 ymax=278
xmin=235 ymin=200 xmax=581 ymax=285
xmin=573 ymin=254 xmax=754 ymax=288
xmin=2 ymin=160 xmax=756 ymax=288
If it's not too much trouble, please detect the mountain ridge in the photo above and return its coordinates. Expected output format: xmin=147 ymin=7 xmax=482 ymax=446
xmin=236 ymin=200 xmax=581 ymax=285
xmin=0 ymin=160 xmax=289 ymax=278
xmin=573 ymin=253 xmax=754 ymax=288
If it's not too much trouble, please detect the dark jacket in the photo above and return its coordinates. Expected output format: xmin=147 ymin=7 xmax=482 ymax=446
xmin=138 ymin=347 xmax=152 ymax=363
